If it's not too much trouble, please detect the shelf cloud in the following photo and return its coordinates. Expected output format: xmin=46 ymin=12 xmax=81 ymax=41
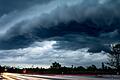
xmin=0 ymin=0 xmax=120 ymax=67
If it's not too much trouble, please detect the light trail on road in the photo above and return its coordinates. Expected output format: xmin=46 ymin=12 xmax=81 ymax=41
xmin=2 ymin=73 xmax=49 ymax=80
xmin=2 ymin=73 xmax=69 ymax=80
xmin=1 ymin=72 xmax=118 ymax=80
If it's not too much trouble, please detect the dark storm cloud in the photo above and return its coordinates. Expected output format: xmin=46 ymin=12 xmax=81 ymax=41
xmin=52 ymin=34 xmax=113 ymax=53
xmin=0 ymin=0 xmax=52 ymax=16
xmin=0 ymin=0 xmax=120 ymax=53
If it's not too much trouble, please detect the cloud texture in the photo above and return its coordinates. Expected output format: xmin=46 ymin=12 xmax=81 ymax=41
xmin=0 ymin=0 xmax=120 ymax=67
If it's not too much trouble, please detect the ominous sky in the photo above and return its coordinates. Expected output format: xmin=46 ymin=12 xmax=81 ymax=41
xmin=0 ymin=0 xmax=120 ymax=68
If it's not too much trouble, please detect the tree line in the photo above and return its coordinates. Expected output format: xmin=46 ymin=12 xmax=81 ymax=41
xmin=0 ymin=62 xmax=118 ymax=75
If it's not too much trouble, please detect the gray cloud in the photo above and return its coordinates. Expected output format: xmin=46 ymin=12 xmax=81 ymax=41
xmin=0 ymin=0 xmax=120 ymax=51
xmin=0 ymin=0 xmax=120 ymax=67
xmin=0 ymin=0 xmax=52 ymax=16
xmin=0 ymin=41 xmax=108 ymax=67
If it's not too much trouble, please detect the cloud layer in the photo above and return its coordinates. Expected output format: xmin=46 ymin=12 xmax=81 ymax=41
xmin=0 ymin=41 xmax=108 ymax=67
xmin=0 ymin=0 xmax=120 ymax=67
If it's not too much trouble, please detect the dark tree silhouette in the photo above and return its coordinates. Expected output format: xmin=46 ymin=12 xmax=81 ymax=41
xmin=108 ymin=44 xmax=120 ymax=69
xmin=107 ymin=43 xmax=120 ymax=74
xmin=50 ymin=62 xmax=61 ymax=69
xmin=102 ymin=62 xmax=105 ymax=70
xmin=87 ymin=65 xmax=97 ymax=71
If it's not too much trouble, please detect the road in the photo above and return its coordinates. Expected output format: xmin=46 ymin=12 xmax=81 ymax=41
xmin=0 ymin=73 xmax=119 ymax=80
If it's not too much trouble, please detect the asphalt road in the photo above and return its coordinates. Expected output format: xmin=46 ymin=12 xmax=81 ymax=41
xmin=0 ymin=73 xmax=119 ymax=80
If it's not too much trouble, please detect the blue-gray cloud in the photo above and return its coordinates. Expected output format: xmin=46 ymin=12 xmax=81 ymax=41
xmin=0 ymin=0 xmax=52 ymax=16
xmin=0 ymin=41 xmax=108 ymax=67
xmin=0 ymin=0 xmax=120 ymax=67
xmin=0 ymin=0 xmax=120 ymax=52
